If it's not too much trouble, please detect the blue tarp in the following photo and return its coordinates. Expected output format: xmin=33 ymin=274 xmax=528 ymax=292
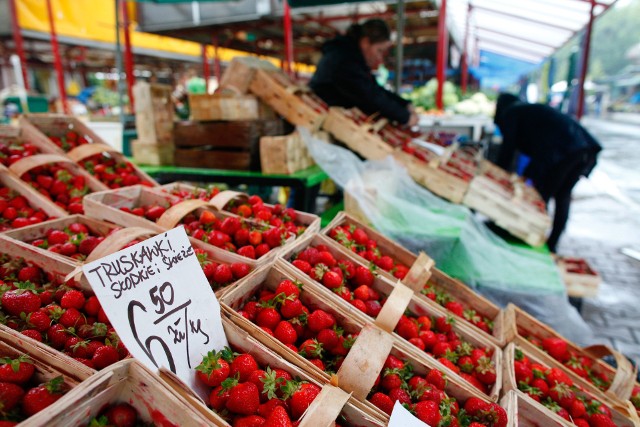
xmin=470 ymin=50 xmax=540 ymax=90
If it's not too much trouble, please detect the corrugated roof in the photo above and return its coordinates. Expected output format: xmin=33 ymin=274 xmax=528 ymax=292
xmin=448 ymin=0 xmax=619 ymax=64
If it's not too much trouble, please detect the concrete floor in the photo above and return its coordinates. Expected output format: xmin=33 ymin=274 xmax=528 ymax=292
xmin=557 ymin=116 xmax=640 ymax=368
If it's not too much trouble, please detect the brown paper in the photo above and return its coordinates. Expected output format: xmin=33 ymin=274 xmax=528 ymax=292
xmin=155 ymin=199 xmax=210 ymax=230
xmin=336 ymin=325 xmax=394 ymax=400
xmin=374 ymin=282 xmax=414 ymax=333
xmin=402 ymin=252 xmax=435 ymax=292
xmin=298 ymin=384 xmax=351 ymax=427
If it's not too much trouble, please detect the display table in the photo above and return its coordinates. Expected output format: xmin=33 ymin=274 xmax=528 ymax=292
xmin=418 ymin=114 xmax=493 ymax=141
xmin=139 ymin=164 xmax=329 ymax=212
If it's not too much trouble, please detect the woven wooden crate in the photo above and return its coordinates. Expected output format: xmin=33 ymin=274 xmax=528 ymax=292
xmin=503 ymin=303 xmax=638 ymax=406
xmin=321 ymin=211 xmax=505 ymax=346
xmin=464 ymin=174 xmax=550 ymax=247
xmin=22 ymin=359 xmax=214 ymax=427
xmin=219 ymin=56 xmax=278 ymax=95
xmin=133 ymin=81 xmax=174 ymax=144
xmin=189 ymin=93 xmax=275 ymax=121
xmin=220 ymin=261 xmax=498 ymax=423
xmin=260 ymin=130 xmax=317 ymax=174
xmin=394 ymin=149 xmax=470 ymax=203
xmin=0 ymin=165 xmax=68 ymax=222
xmin=131 ymin=139 xmax=175 ymax=166
xmin=161 ymin=316 xmax=386 ymax=426
xmin=322 ymin=107 xmax=394 ymax=160
xmin=556 ymin=256 xmax=602 ymax=298
xmin=82 ymin=185 xmax=282 ymax=266
xmin=503 ymin=343 xmax=640 ymax=427
xmin=500 ymin=390 xmax=571 ymax=427
xmin=249 ymin=69 xmax=327 ymax=130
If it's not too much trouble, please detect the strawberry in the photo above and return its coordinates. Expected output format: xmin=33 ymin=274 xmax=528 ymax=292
xmin=59 ymin=307 xmax=85 ymax=328
xmin=105 ymin=402 xmax=138 ymax=427
xmin=322 ymin=271 xmax=342 ymax=288
xmin=256 ymin=308 xmax=281 ymax=330
xmin=230 ymin=263 xmax=251 ymax=279
xmin=196 ymin=350 xmax=230 ymax=387
xmin=224 ymin=381 xmax=260 ymax=415
xmin=26 ymin=311 xmax=51 ymax=332
xmin=275 ymin=280 xmax=300 ymax=298
xmin=280 ymin=298 xmax=303 ymax=319
xmin=60 ymin=289 xmax=86 ymax=310
xmin=0 ymin=381 xmax=24 ymax=412
xmin=1 ymin=284 xmax=41 ymax=316
xmin=589 ymin=413 xmax=616 ymax=427
xmin=47 ymin=230 xmax=69 ymax=245
xmin=237 ymin=245 xmax=256 ymax=259
xmin=92 ymin=345 xmax=120 ymax=369
xmin=262 ymin=405 xmax=292 ymax=427
xmin=548 ymin=382 xmax=576 ymax=409
xmin=208 ymin=385 xmax=230 ymax=411
xmin=426 ymin=369 xmax=446 ymax=390
xmin=353 ymin=266 xmax=374 ymax=287
xmin=46 ymin=324 xmax=70 ymax=349
xmin=22 ymin=376 xmax=65 ymax=416
xmin=213 ymin=264 xmax=233 ymax=284
xmin=17 ymin=266 xmax=41 ymax=283
xmin=475 ymin=356 xmax=497 ymax=385
xmin=369 ymin=392 xmax=394 ymax=415
xmin=542 ymin=337 xmax=570 ymax=363
xmin=230 ymin=354 xmax=259 ymax=382
xmin=0 ymin=356 xmax=35 ymax=384
xmin=291 ymin=259 xmax=312 ymax=274
xmin=284 ymin=381 xmax=320 ymax=420
xmin=307 ymin=310 xmax=335 ymax=332
xmin=414 ymin=400 xmax=441 ymax=426
xmin=274 ymin=321 xmax=298 ymax=345
xmin=78 ymin=236 xmax=100 ymax=256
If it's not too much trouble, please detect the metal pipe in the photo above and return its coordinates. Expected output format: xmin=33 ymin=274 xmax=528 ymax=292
xmin=461 ymin=3 xmax=471 ymax=94
xmin=45 ymin=0 xmax=68 ymax=114
xmin=8 ymin=0 xmax=29 ymax=90
xmin=576 ymin=0 xmax=595 ymax=119
xmin=395 ymin=0 xmax=405 ymax=93
xmin=121 ymin=0 xmax=135 ymax=111
xmin=436 ymin=0 xmax=448 ymax=110
xmin=115 ymin=0 xmax=125 ymax=127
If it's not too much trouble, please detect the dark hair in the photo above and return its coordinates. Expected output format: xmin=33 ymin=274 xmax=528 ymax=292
xmin=346 ymin=19 xmax=391 ymax=44
xmin=494 ymin=93 xmax=522 ymax=128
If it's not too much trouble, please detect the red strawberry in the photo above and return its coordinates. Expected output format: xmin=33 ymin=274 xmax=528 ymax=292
xmin=275 ymin=280 xmax=300 ymax=298
xmin=230 ymin=263 xmax=251 ymax=279
xmin=354 ymin=266 xmax=374 ymax=287
xmin=59 ymin=307 xmax=85 ymax=328
xmin=256 ymin=308 xmax=281 ymax=330
xmin=475 ymin=356 xmax=497 ymax=385
xmin=46 ymin=324 xmax=69 ymax=349
xmin=307 ymin=310 xmax=335 ymax=332
xmin=287 ymin=381 xmax=320 ymax=420
xmin=548 ymin=382 xmax=576 ymax=409
xmin=322 ymin=271 xmax=342 ymax=288
xmin=17 ymin=266 xmax=41 ymax=283
xmin=426 ymin=369 xmax=446 ymax=390
xmin=280 ymin=298 xmax=303 ymax=319
xmin=213 ymin=264 xmax=233 ymax=284
xmin=27 ymin=311 xmax=51 ymax=332
xmin=60 ymin=289 xmax=86 ymax=310
xmin=22 ymin=376 xmax=65 ymax=416
xmin=262 ymin=405 xmax=292 ymax=426
xmin=1 ymin=285 xmax=41 ymax=316
xmin=209 ymin=385 xmax=230 ymax=411
xmin=230 ymin=354 xmax=259 ymax=382
xmin=316 ymin=329 xmax=339 ymax=349
xmin=225 ymin=382 xmax=260 ymax=415
xmin=237 ymin=245 xmax=256 ymax=259
xmin=104 ymin=403 xmax=138 ymax=427
xmin=291 ymin=259 xmax=312 ymax=274
xmin=196 ymin=351 xmax=230 ymax=387
xmin=514 ymin=360 xmax=533 ymax=384
xmin=0 ymin=356 xmax=35 ymax=384
xmin=92 ymin=345 xmax=120 ymax=369
xmin=0 ymin=381 xmax=24 ymax=412
xmin=414 ymin=400 xmax=441 ymax=426
xmin=78 ymin=236 xmax=100 ymax=256
xmin=274 ymin=321 xmax=298 ymax=345
xmin=47 ymin=230 xmax=69 ymax=245
xmin=542 ymin=337 xmax=570 ymax=363
xmin=369 ymin=392 xmax=394 ymax=415
xmin=83 ymin=296 xmax=101 ymax=317
xmin=589 ymin=413 xmax=616 ymax=427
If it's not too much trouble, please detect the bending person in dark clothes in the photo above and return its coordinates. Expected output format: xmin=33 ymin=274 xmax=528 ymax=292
xmin=494 ymin=93 xmax=602 ymax=252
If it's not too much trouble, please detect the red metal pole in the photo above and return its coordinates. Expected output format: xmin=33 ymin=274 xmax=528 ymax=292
xmin=212 ymin=36 xmax=221 ymax=83
xmin=576 ymin=0 xmax=595 ymax=119
xmin=283 ymin=0 xmax=294 ymax=77
xmin=436 ymin=0 xmax=448 ymax=110
xmin=46 ymin=0 xmax=68 ymax=114
xmin=8 ymin=0 xmax=29 ymax=90
xmin=202 ymin=45 xmax=210 ymax=93
xmin=461 ymin=4 xmax=471 ymax=95
xmin=121 ymin=0 xmax=135 ymax=111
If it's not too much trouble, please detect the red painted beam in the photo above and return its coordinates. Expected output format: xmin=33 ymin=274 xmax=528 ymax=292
xmin=121 ymin=0 xmax=135 ymax=111
xmin=45 ymin=0 xmax=68 ymax=114
xmin=436 ymin=0 xmax=447 ymax=110
xmin=202 ymin=45 xmax=209 ymax=93
xmin=8 ymin=0 xmax=29 ymax=90
xmin=461 ymin=4 xmax=471 ymax=94
xmin=283 ymin=0 xmax=294 ymax=76
xmin=212 ymin=36 xmax=221 ymax=84
xmin=577 ymin=1 xmax=596 ymax=119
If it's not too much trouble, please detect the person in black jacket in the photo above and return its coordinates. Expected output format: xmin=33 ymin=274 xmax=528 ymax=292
xmin=310 ymin=19 xmax=418 ymax=126
xmin=494 ymin=93 xmax=602 ymax=252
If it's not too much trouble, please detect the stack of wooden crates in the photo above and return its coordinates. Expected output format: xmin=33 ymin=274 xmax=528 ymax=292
xmin=132 ymin=82 xmax=175 ymax=166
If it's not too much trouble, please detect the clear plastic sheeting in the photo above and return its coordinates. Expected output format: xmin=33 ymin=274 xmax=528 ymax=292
xmin=300 ymin=127 xmax=596 ymax=345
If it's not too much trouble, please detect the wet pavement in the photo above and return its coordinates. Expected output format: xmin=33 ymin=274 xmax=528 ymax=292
xmin=557 ymin=116 xmax=640 ymax=367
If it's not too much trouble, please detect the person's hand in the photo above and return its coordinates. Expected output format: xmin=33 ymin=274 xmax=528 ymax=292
xmin=407 ymin=110 xmax=419 ymax=127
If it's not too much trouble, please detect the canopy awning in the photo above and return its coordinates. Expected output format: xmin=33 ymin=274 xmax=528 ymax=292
xmin=448 ymin=0 xmax=619 ymax=64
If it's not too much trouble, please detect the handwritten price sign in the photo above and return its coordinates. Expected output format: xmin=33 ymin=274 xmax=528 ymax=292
xmin=82 ymin=227 xmax=228 ymax=398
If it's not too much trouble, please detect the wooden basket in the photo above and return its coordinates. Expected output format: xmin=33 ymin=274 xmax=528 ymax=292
xmin=502 ymin=343 xmax=640 ymax=427
xmin=219 ymin=56 xmax=278 ymax=95
xmin=463 ymin=175 xmax=550 ymax=247
xmin=321 ymin=211 xmax=504 ymax=345
xmin=221 ymin=260 xmax=501 ymax=405
xmin=322 ymin=107 xmax=394 ymax=160
xmin=133 ymin=82 xmax=174 ymax=144
xmin=82 ymin=185 xmax=275 ymax=266
xmin=249 ymin=69 xmax=327 ymax=130
xmin=189 ymin=93 xmax=275 ymax=121
xmin=0 ymin=166 xmax=68 ymax=222
xmin=556 ymin=256 xmax=602 ymax=298
xmin=500 ymin=390 xmax=571 ymax=427
xmin=393 ymin=148 xmax=470 ymax=204
xmin=2 ymin=120 xmax=68 ymax=157
xmin=22 ymin=359 xmax=214 ymax=427
xmin=503 ymin=303 xmax=638 ymax=406
xmin=161 ymin=316 xmax=386 ymax=426
xmin=260 ymin=130 xmax=316 ymax=175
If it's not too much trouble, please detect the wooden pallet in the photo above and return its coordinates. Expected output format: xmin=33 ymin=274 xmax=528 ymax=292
xmin=503 ymin=303 xmax=638 ymax=406
xmin=249 ymin=69 xmax=327 ymax=130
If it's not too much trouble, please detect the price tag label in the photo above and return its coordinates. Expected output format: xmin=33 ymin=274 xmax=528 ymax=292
xmin=82 ymin=227 xmax=228 ymax=399
xmin=389 ymin=401 xmax=431 ymax=427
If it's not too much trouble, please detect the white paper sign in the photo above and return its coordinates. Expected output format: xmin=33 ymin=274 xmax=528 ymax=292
xmin=389 ymin=401 xmax=431 ymax=427
xmin=82 ymin=227 xmax=228 ymax=399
